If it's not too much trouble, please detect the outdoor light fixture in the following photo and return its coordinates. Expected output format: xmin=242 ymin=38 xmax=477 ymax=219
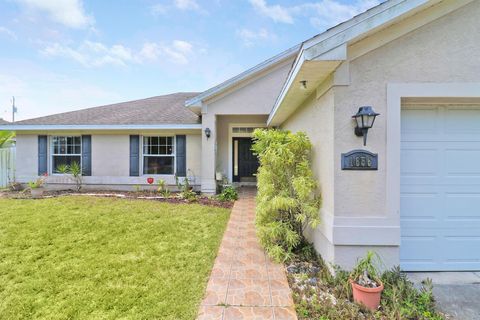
xmin=299 ymin=80 xmax=307 ymax=90
xmin=204 ymin=127 xmax=211 ymax=139
xmin=352 ymin=106 xmax=379 ymax=146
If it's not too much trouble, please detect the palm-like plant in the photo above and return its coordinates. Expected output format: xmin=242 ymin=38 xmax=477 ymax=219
xmin=0 ymin=131 xmax=14 ymax=148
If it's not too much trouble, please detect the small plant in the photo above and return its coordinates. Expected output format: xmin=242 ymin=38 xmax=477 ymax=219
xmin=350 ymin=251 xmax=382 ymax=287
xmin=57 ymin=162 xmax=83 ymax=191
xmin=349 ymin=251 xmax=384 ymax=311
xmin=217 ymin=185 xmax=238 ymax=202
xmin=157 ymin=179 xmax=171 ymax=198
xmin=133 ymin=185 xmax=141 ymax=193
xmin=175 ymin=175 xmax=196 ymax=201
xmin=28 ymin=174 xmax=47 ymax=189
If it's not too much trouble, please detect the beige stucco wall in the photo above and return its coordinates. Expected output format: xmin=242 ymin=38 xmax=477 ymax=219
xmin=14 ymin=132 xmax=202 ymax=188
xmin=281 ymin=1 xmax=480 ymax=269
xmin=200 ymin=58 xmax=294 ymax=192
xmin=15 ymin=134 xmax=38 ymax=180
xmin=186 ymin=133 xmax=201 ymax=185
xmin=92 ymin=135 xmax=129 ymax=177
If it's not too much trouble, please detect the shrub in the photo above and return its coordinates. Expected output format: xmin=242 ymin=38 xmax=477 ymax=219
xmin=217 ymin=185 xmax=238 ymax=202
xmin=288 ymin=247 xmax=445 ymax=320
xmin=56 ymin=162 xmax=83 ymax=191
xmin=252 ymin=129 xmax=321 ymax=262
xmin=175 ymin=175 xmax=196 ymax=201
xmin=157 ymin=179 xmax=171 ymax=198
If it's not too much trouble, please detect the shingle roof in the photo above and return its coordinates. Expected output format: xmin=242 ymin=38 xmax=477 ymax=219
xmin=13 ymin=92 xmax=200 ymax=125
xmin=0 ymin=119 xmax=9 ymax=125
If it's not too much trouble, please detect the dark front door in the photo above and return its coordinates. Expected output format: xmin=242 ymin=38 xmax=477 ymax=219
xmin=233 ymin=138 xmax=259 ymax=182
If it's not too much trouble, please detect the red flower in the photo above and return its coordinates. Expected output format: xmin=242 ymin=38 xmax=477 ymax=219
xmin=147 ymin=177 xmax=154 ymax=185
xmin=43 ymin=173 xmax=49 ymax=177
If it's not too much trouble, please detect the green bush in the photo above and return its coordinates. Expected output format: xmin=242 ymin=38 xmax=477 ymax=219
xmin=290 ymin=248 xmax=445 ymax=320
xmin=252 ymin=129 xmax=321 ymax=262
xmin=217 ymin=185 xmax=238 ymax=202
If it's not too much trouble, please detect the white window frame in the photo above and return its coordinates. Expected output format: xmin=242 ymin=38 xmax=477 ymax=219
xmin=50 ymin=135 xmax=82 ymax=175
xmin=141 ymin=135 xmax=176 ymax=176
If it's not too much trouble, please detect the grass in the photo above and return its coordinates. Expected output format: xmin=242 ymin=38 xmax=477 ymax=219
xmin=0 ymin=196 xmax=230 ymax=320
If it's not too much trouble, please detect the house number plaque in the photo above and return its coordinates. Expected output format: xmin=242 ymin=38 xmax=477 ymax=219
xmin=341 ymin=150 xmax=378 ymax=170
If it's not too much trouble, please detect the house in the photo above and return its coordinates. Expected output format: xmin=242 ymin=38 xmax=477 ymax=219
xmin=0 ymin=119 xmax=9 ymax=124
xmin=2 ymin=0 xmax=480 ymax=271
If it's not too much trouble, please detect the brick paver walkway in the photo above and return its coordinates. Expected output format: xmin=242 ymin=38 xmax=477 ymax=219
xmin=197 ymin=188 xmax=297 ymax=320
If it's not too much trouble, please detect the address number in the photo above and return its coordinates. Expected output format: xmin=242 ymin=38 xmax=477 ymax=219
xmin=341 ymin=150 xmax=378 ymax=170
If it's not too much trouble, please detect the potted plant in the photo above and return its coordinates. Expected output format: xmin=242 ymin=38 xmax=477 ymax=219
xmin=28 ymin=174 xmax=47 ymax=199
xmin=349 ymin=251 xmax=384 ymax=311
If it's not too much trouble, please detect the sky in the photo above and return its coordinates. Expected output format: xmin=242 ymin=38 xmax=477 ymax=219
xmin=0 ymin=0 xmax=380 ymax=121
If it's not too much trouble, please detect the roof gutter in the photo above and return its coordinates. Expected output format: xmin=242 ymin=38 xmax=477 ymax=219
xmin=0 ymin=124 xmax=203 ymax=131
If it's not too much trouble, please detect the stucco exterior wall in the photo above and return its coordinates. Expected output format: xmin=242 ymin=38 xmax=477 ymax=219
xmin=281 ymin=89 xmax=336 ymax=264
xmin=186 ymin=133 xmax=202 ymax=185
xmin=15 ymin=134 xmax=38 ymax=180
xmin=14 ymin=132 xmax=202 ymax=189
xmin=280 ymin=1 xmax=480 ymax=269
xmin=200 ymin=58 xmax=294 ymax=192
xmin=92 ymin=135 xmax=129 ymax=177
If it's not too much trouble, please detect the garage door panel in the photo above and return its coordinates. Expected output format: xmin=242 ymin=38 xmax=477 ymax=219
xmin=401 ymin=148 xmax=439 ymax=176
xmin=401 ymin=104 xmax=480 ymax=271
xmin=401 ymin=108 xmax=439 ymax=133
xmin=445 ymin=108 xmax=480 ymax=133
xmin=400 ymin=193 xmax=439 ymax=220
xmin=445 ymin=149 xmax=480 ymax=176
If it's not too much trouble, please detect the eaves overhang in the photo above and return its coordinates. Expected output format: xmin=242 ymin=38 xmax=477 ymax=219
xmin=267 ymin=0 xmax=444 ymax=126
xmin=0 ymin=124 xmax=203 ymax=131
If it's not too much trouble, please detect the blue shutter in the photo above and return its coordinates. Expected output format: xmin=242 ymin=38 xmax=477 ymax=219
xmin=130 ymin=135 xmax=140 ymax=176
xmin=176 ymin=135 xmax=186 ymax=177
xmin=38 ymin=135 xmax=48 ymax=175
xmin=81 ymin=135 xmax=92 ymax=176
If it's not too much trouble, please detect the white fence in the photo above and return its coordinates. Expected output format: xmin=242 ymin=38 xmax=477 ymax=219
xmin=0 ymin=148 xmax=15 ymax=188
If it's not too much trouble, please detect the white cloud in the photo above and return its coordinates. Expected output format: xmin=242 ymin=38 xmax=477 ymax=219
xmin=150 ymin=3 xmax=168 ymax=16
xmin=174 ymin=0 xmax=200 ymax=11
xmin=0 ymin=27 xmax=17 ymax=40
xmin=249 ymin=0 xmax=380 ymax=28
xmin=151 ymin=0 xmax=206 ymax=15
xmin=15 ymin=0 xmax=94 ymax=29
xmin=249 ymin=0 xmax=294 ymax=24
xmin=236 ymin=28 xmax=276 ymax=47
xmin=140 ymin=40 xmax=194 ymax=65
xmin=41 ymin=39 xmax=197 ymax=67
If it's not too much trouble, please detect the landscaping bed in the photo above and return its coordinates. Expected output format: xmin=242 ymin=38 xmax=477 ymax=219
xmin=285 ymin=247 xmax=449 ymax=320
xmin=0 ymin=196 xmax=230 ymax=319
xmin=0 ymin=189 xmax=234 ymax=208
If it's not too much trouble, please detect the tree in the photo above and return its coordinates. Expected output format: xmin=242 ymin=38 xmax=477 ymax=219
xmin=252 ymin=129 xmax=321 ymax=262
xmin=0 ymin=131 xmax=15 ymax=148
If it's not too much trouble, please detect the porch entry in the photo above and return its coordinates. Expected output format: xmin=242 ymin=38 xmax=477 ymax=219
xmin=232 ymin=137 xmax=259 ymax=183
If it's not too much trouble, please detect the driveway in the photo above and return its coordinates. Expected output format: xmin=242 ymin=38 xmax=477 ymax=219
xmin=407 ymin=272 xmax=480 ymax=320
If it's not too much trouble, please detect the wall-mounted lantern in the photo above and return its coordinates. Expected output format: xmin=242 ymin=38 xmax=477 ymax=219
xmin=352 ymin=106 xmax=379 ymax=146
xmin=204 ymin=127 xmax=211 ymax=139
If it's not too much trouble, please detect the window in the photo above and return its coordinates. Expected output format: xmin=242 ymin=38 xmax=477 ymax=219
xmin=232 ymin=127 xmax=259 ymax=133
xmin=143 ymin=136 xmax=175 ymax=175
xmin=51 ymin=136 xmax=81 ymax=173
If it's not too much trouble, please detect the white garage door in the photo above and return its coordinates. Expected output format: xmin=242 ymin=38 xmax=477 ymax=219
xmin=401 ymin=104 xmax=480 ymax=271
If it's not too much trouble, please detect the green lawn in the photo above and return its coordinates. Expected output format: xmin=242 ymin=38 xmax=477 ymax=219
xmin=0 ymin=196 xmax=230 ymax=320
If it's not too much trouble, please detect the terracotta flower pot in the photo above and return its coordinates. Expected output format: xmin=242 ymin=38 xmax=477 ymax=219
xmin=31 ymin=187 xmax=44 ymax=199
xmin=350 ymin=279 xmax=384 ymax=311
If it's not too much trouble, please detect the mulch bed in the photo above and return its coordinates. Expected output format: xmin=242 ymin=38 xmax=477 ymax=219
xmin=0 ymin=189 xmax=234 ymax=209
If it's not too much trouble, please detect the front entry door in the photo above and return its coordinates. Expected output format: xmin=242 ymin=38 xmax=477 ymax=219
xmin=233 ymin=138 xmax=259 ymax=182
